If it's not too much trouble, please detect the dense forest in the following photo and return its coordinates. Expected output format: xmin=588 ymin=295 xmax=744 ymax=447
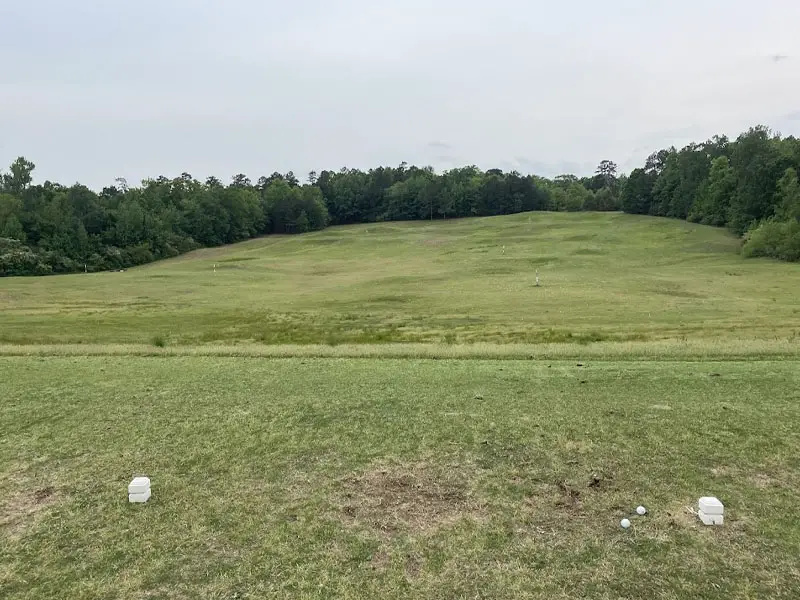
xmin=1 ymin=125 xmax=799 ymax=276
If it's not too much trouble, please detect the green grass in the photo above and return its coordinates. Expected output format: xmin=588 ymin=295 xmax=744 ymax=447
xmin=2 ymin=357 xmax=799 ymax=599
xmin=3 ymin=213 xmax=800 ymax=597
xmin=1 ymin=212 xmax=799 ymax=348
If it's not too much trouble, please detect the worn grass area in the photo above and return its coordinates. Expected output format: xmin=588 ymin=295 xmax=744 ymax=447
xmin=2 ymin=357 xmax=800 ymax=599
xmin=2 ymin=212 xmax=800 ymax=346
xmin=0 ymin=338 xmax=798 ymax=360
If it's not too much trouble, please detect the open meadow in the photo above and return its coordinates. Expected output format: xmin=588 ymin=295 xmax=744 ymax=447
xmin=2 ymin=213 xmax=800 ymax=599
xmin=2 ymin=212 xmax=800 ymax=349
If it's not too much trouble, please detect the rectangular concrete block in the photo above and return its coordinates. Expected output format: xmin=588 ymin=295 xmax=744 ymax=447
xmin=129 ymin=477 xmax=151 ymax=495
xmin=129 ymin=489 xmax=151 ymax=503
xmin=698 ymin=510 xmax=723 ymax=525
xmin=698 ymin=497 xmax=724 ymax=515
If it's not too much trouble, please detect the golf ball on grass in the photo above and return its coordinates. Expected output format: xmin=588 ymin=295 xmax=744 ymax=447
xmin=636 ymin=506 xmax=647 ymax=516
xmin=620 ymin=518 xmax=631 ymax=529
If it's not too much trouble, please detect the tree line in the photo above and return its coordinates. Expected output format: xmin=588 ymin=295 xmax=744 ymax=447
xmin=1 ymin=124 xmax=799 ymax=276
xmin=0 ymin=160 xmax=619 ymax=276
xmin=621 ymin=126 xmax=800 ymax=261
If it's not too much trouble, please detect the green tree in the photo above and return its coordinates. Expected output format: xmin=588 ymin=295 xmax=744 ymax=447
xmin=620 ymin=168 xmax=653 ymax=214
xmin=688 ymin=156 xmax=735 ymax=226
xmin=669 ymin=144 xmax=710 ymax=219
xmin=775 ymin=167 xmax=800 ymax=222
xmin=0 ymin=194 xmax=26 ymax=241
xmin=651 ymin=151 xmax=680 ymax=216
xmin=595 ymin=160 xmax=618 ymax=190
xmin=728 ymin=126 xmax=787 ymax=234
xmin=221 ymin=186 xmax=264 ymax=242
xmin=589 ymin=187 xmax=618 ymax=211
xmin=299 ymin=186 xmax=329 ymax=231
xmin=1 ymin=157 xmax=35 ymax=195
xmin=742 ymin=219 xmax=800 ymax=262
xmin=295 ymin=210 xmax=310 ymax=233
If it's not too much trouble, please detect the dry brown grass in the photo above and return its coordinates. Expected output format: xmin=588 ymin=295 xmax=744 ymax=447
xmin=0 ymin=338 xmax=797 ymax=360
xmin=1 ymin=485 xmax=59 ymax=542
xmin=337 ymin=462 xmax=486 ymax=537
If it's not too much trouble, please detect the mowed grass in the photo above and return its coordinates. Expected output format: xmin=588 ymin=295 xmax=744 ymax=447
xmin=2 ymin=212 xmax=800 ymax=348
xmin=2 ymin=357 xmax=799 ymax=599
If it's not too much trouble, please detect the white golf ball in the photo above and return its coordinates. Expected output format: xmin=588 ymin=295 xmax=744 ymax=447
xmin=636 ymin=506 xmax=647 ymax=516
xmin=620 ymin=518 xmax=631 ymax=529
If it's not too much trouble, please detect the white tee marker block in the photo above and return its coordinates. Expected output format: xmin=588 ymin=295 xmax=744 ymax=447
xmin=698 ymin=511 xmax=723 ymax=525
xmin=129 ymin=476 xmax=151 ymax=503
xmin=699 ymin=497 xmax=724 ymax=514
xmin=698 ymin=496 xmax=724 ymax=525
xmin=129 ymin=489 xmax=152 ymax=503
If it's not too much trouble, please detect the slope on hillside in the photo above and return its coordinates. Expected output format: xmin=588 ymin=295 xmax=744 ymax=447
xmin=1 ymin=212 xmax=798 ymax=347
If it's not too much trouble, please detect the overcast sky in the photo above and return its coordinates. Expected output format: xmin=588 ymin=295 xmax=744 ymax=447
xmin=2 ymin=0 xmax=800 ymax=189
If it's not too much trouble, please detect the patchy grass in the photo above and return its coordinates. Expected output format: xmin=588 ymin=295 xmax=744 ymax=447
xmin=0 ymin=338 xmax=797 ymax=360
xmin=2 ymin=213 xmax=800 ymax=597
xmin=337 ymin=461 xmax=486 ymax=537
xmin=2 ymin=357 xmax=800 ymax=599
xmin=1 ymin=212 xmax=799 ymax=346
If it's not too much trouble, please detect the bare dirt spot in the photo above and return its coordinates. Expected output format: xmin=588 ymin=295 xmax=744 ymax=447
xmin=338 ymin=462 xmax=484 ymax=536
xmin=524 ymin=475 xmax=616 ymax=516
xmin=664 ymin=503 xmax=702 ymax=530
xmin=33 ymin=486 xmax=55 ymax=503
xmin=1 ymin=486 xmax=59 ymax=540
xmin=649 ymin=404 xmax=673 ymax=411
xmin=587 ymin=474 xmax=605 ymax=488
xmin=555 ymin=480 xmax=582 ymax=511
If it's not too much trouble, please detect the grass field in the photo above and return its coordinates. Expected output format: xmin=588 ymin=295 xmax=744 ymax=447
xmin=1 ymin=212 xmax=799 ymax=348
xmin=2 ymin=213 xmax=800 ymax=598
xmin=2 ymin=358 xmax=800 ymax=599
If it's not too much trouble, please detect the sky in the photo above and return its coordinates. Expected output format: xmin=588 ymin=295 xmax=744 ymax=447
xmin=2 ymin=0 xmax=800 ymax=189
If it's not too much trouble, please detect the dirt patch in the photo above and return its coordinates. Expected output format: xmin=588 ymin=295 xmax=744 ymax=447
xmin=664 ymin=502 xmax=702 ymax=530
xmin=1 ymin=486 xmax=60 ymax=540
xmin=33 ymin=486 xmax=55 ymax=503
xmin=338 ymin=462 xmax=484 ymax=536
xmin=555 ymin=480 xmax=582 ymax=512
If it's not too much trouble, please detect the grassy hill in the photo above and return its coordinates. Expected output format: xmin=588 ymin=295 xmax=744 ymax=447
xmin=1 ymin=212 xmax=799 ymax=350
